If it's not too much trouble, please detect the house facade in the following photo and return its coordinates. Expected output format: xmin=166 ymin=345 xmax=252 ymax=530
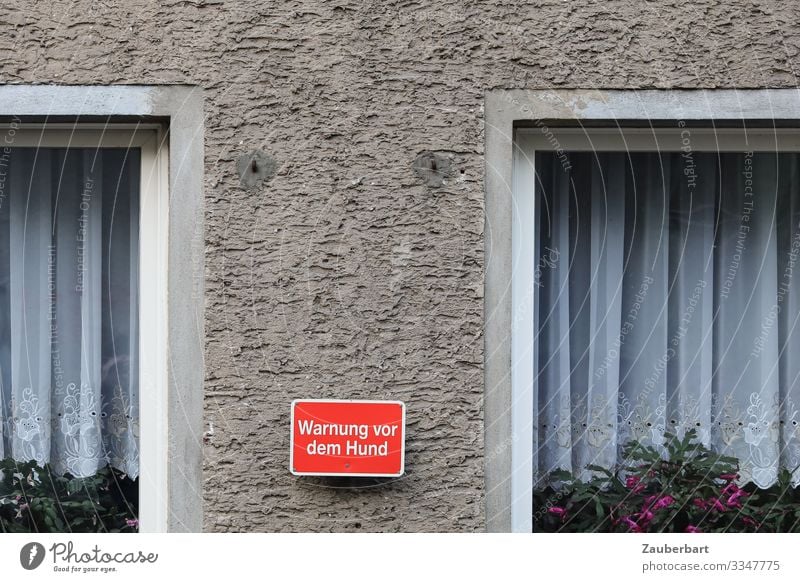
xmin=1 ymin=1 xmax=799 ymax=532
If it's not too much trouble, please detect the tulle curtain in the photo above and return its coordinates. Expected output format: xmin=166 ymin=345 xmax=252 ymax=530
xmin=534 ymin=151 xmax=800 ymax=489
xmin=0 ymin=148 xmax=139 ymax=478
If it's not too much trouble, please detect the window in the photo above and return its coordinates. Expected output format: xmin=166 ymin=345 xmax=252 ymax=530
xmin=484 ymin=89 xmax=800 ymax=532
xmin=0 ymin=124 xmax=168 ymax=531
xmin=0 ymin=86 xmax=204 ymax=532
xmin=531 ymin=128 xmax=800 ymax=473
xmin=517 ymin=127 xmax=800 ymax=528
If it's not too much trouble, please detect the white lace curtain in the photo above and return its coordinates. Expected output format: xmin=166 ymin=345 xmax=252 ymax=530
xmin=534 ymin=151 xmax=800 ymax=489
xmin=0 ymin=148 xmax=139 ymax=479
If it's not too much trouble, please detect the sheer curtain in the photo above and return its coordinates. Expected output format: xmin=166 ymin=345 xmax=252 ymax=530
xmin=534 ymin=151 xmax=800 ymax=489
xmin=0 ymin=148 xmax=139 ymax=478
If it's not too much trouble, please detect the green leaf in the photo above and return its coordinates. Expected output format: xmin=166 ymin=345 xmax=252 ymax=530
xmin=0 ymin=457 xmax=138 ymax=533
xmin=533 ymin=431 xmax=800 ymax=533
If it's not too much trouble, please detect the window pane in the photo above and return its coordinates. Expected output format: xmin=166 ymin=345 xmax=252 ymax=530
xmin=0 ymin=148 xmax=139 ymax=532
xmin=534 ymin=151 xmax=800 ymax=490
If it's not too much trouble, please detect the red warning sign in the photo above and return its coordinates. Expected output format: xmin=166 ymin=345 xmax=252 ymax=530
xmin=290 ymin=399 xmax=405 ymax=477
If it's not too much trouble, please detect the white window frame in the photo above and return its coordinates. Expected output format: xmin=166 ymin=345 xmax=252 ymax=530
xmin=511 ymin=125 xmax=800 ymax=531
xmin=485 ymin=88 xmax=800 ymax=533
xmin=3 ymin=124 xmax=170 ymax=532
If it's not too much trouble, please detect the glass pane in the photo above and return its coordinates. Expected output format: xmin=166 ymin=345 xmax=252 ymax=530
xmin=533 ymin=151 xmax=800 ymax=530
xmin=0 ymin=147 xmax=139 ymax=533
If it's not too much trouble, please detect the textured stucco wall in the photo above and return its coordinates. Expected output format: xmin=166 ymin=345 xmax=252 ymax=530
xmin=1 ymin=0 xmax=798 ymax=532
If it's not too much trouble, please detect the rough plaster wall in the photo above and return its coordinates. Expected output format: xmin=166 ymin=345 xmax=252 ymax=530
xmin=1 ymin=0 xmax=798 ymax=531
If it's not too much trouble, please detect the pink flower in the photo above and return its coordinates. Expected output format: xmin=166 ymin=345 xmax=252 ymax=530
xmin=742 ymin=517 xmax=759 ymax=528
xmin=125 ymin=518 xmax=139 ymax=528
xmin=719 ymin=473 xmax=738 ymax=482
xmin=626 ymin=476 xmax=645 ymax=494
xmin=19 ymin=503 xmax=29 ymax=511
xmin=621 ymin=516 xmax=641 ymax=532
xmin=709 ymin=498 xmax=727 ymax=512
xmin=692 ymin=498 xmax=707 ymax=510
xmin=652 ymin=495 xmax=675 ymax=510
xmin=685 ymin=525 xmax=701 ymax=533
xmin=721 ymin=482 xmax=739 ymax=496
xmin=726 ymin=489 xmax=748 ymax=508
xmin=638 ymin=509 xmax=655 ymax=524
xmin=547 ymin=507 xmax=567 ymax=521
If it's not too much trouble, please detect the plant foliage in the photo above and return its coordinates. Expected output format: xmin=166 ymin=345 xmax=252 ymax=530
xmin=0 ymin=458 xmax=138 ymax=533
xmin=534 ymin=430 xmax=800 ymax=533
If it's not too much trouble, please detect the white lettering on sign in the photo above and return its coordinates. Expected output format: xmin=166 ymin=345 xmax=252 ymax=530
xmin=299 ymin=422 xmax=399 ymax=456
xmin=297 ymin=419 xmax=369 ymax=439
xmin=372 ymin=424 xmax=398 ymax=437
xmin=305 ymin=439 xmax=391 ymax=457
xmin=346 ymin=441 xmax=388 ymax=456
xmin=298 ymin=420 xmax=369 ymax=439
xmin=297 ymin=420 xmax=398 ymax=442
xmin=306 ymin=440 xmax=342 ymax=455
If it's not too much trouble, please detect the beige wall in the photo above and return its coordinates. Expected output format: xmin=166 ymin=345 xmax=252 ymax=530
xmin=1 ymin=0 xmax=796 ymax=532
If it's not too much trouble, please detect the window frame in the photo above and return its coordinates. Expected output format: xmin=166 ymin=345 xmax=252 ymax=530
xmin=0 ymin=85 xmax=204 ymax=532
xmin=2 ymin=124 xmax=169 ymax=532
xmin=484 ymin=89 xmax=800 ymax=533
